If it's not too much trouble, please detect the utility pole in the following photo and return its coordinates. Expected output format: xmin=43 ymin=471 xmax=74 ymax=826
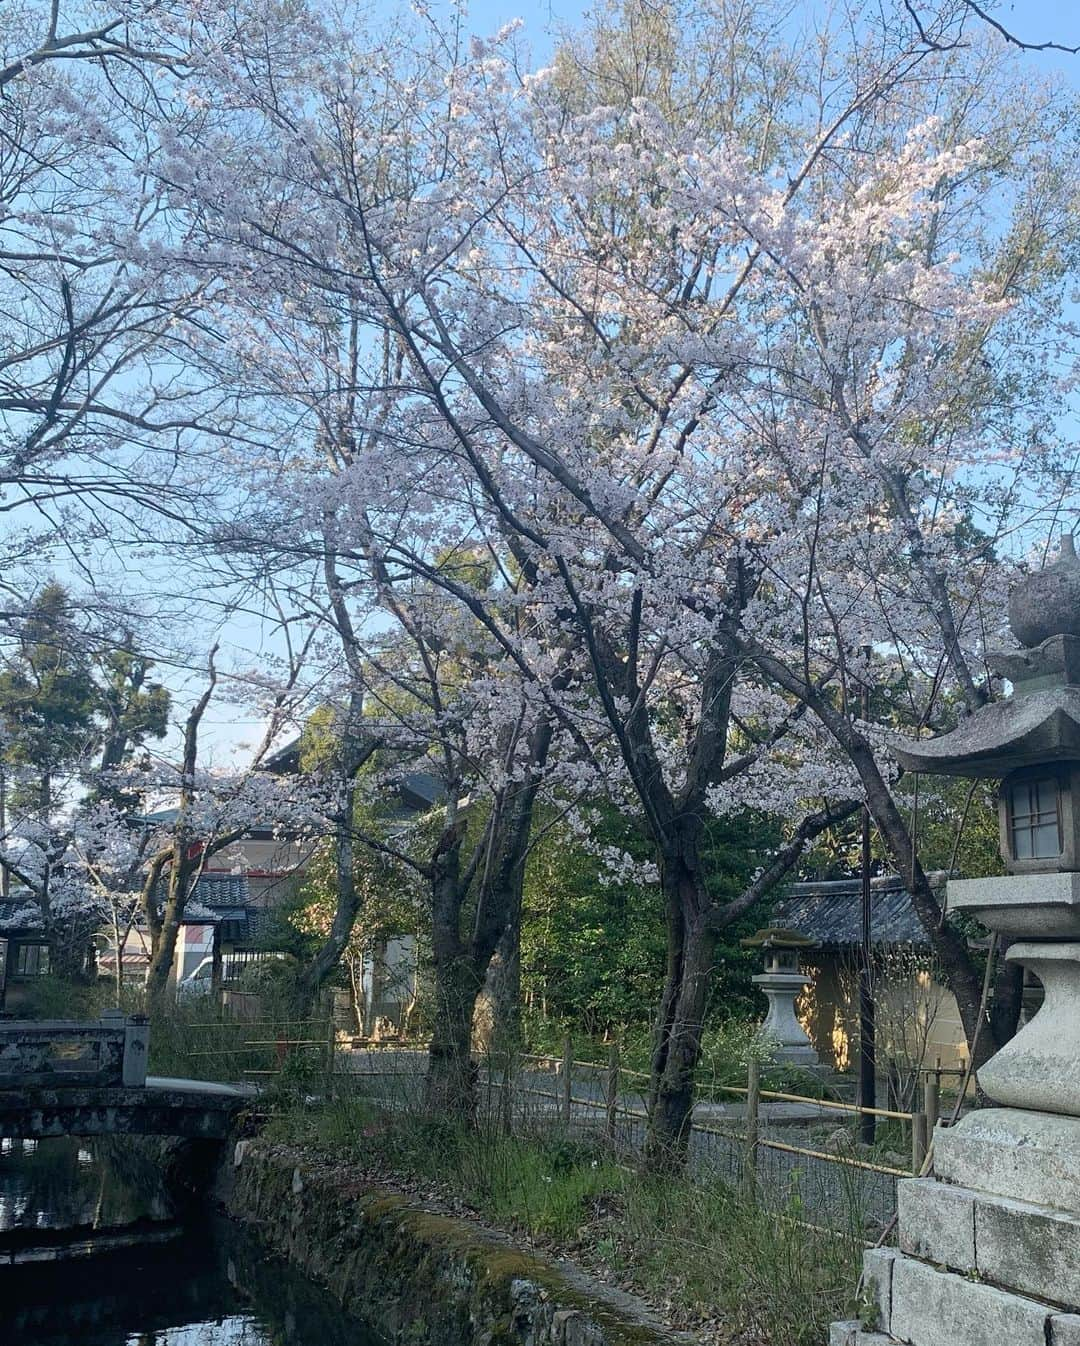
xmin=858 ymin=654 xmax=876 ymax=1143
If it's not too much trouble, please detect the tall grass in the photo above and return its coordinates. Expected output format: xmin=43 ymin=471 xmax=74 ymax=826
xmin=146 ymin=999 xmax=334 ymax=1085
xmin=265 ymin=1077 xmax=863 ymax=1345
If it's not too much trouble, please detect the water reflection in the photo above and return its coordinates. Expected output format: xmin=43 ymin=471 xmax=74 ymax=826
xmin=0 ymin=1135 xmax=171 ymax=1232
xmin=0 ymin=1140 xmax=385 ymax=1346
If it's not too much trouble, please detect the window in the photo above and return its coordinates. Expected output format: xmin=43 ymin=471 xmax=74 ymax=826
xmin=1009 ymin=776 xmax=1062 ymax=860
xmin=14 ymin=943 xmax=50 ymax=977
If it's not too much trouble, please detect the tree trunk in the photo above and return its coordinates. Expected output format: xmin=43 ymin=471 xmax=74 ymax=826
xmin=475 ymin=914 xmax=522 ymax=1058
xmin=989 ymin=948 xmax=1024 ymax=1050
xmin=645 ymin=846 xmax=714 ymax=1170
xmin=300 ymin=812 xmax=358 ymax=1008
xmin=145 ymin=908 xmax=183 ymax=1008
xmin=298 ymin=702 xmax=376 ymax=1009
xmin=426 ymin=949 xmax=482 ymax=1118
xmin=144 ymin=851 xmax=193 ymax=1010
xmin=425 ymin=819 xmax=476 ymax=1118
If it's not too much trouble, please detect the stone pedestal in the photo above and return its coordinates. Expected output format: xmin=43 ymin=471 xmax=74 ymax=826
xmin=752 ymin=968 xmax=818 ymax=1066
xmin=830 ymin=1157 xmax=1080 ymax=1346
xmin=828 ymin=873 xmax=1080 ymax=1345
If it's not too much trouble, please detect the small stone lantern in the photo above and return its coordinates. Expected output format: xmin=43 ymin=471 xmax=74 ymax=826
xmin=741 ymin=927 xmax=819 ymax=1067
xmin=831 ymin=533 xmax=1080 ymax=1346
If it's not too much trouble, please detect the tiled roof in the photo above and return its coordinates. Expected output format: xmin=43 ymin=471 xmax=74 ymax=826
xmin=156 ymin=871 xmax=251 ymax=919
xmin=0 ymin=898 xmax=43 ymax=933
xmin=173 ymin=874 xmax=273 ymax=947
xmin=771 ymin=876 xmax=944 ymax=950
xmin=188 ymin=872 xmax=250 ymax=906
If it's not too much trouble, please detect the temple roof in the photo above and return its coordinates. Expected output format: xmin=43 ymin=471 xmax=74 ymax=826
xmin=891 ymin=685 xmax=1080 ymax=778
xmin=771 ymin=876 xmax=938 ymax=949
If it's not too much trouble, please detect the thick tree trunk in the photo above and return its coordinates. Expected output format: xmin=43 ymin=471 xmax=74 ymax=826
xmin=143 ymin=849 xmax=194 ymax=1010
xmin=645 ymin=845 xmax=714 ymax=1170
xmin=426 ymin=720 xmax=551 ymax=1121
xmin=426 ymin=950 xmax=483 ymax=1118
xmin=470 ymin=719 xmax=552 ymax=1066
xmin=425 ymin=820 xmax=477 ymax=1118
xmin=475 ymin=914 xmax=522 ymax=1057
xmin=145 ymin=906 xmax=183 ymax=1008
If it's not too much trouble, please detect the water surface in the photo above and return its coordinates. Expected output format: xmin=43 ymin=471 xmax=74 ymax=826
xmin=0 ymin=1137 xmax=383 ymax=1346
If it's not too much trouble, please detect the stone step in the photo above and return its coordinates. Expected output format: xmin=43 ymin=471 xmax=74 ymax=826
xmin=898 ymin=1176 xmax=1080 ymax=1308
xmin=860 ymin=1247 xmax=1080 ymax=1346
xmin=935 ymin=1108 xmax=1080 ymax=1213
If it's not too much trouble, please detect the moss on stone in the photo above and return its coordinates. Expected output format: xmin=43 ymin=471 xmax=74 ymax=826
xmin=223 ymin=1142 xmax=686 ymax=1346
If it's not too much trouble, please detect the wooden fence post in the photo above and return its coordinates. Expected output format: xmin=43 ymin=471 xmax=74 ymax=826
xmin=325 ymin=1016 xmax=336 ymax=1095
xmin=924 ymin=1070 xmax=940 ymax=1137
xmin=912 ymin=1110 xmax=929 ymax=1174
xmin=605 ymin=1042 xmax=619 ymax=1143
xmin=745 ymin=1056 xmax=760 ymax=1193
xmin=561 ymin=1034 xmax=573 ymax=1126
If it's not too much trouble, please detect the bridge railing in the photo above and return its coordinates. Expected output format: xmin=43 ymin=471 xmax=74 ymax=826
xmin=0 ymin=1011 xmax=149 ymax=1089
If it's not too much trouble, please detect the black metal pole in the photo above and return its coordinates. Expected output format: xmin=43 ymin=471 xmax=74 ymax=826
xmin=858 ymin=665 xmax=876 ymax=1143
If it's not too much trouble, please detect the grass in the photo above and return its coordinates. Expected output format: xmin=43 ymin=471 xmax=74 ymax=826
xmin=146 ymin=1000 xmax=335 ymax=1085
xmin=11 ymin=974 xmax=116 ymax=1021
xmin=264 ymin=1086 xmax=864 ymax=1345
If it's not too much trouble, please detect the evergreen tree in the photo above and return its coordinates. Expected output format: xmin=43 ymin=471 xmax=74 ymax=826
xmin=0 ymin=585 xmax=98 ymax=818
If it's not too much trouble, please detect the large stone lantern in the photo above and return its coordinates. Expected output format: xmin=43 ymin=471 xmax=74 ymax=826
xmin=830 ymin=533 xmax=1080 ymax=1346
xmin=741 ymin=927 xmax=819 ymax=1067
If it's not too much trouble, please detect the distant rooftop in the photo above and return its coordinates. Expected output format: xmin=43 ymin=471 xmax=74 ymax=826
xmin=0 ymin=897 xmax=43 ymax=933
xmin=771 ymin=875 xmax=947 ymax=950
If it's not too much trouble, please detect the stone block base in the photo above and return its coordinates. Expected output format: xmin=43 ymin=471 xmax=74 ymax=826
xmin=829 ymin=1111 xmax=1080 ymax=1346
xmin=897 ymin=1175 xmax=1080 ymax=1307
xmin=935 ymin=1107 xmax=1080 ymax=1212
xmin=856 ymin=1244 xmax=1080 ymax=1346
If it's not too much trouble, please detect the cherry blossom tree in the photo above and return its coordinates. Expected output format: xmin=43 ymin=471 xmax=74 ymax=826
xmin=151 ymin=0 xmax=1079 ymax=1158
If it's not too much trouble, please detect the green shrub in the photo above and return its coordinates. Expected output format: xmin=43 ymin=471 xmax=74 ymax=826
xmin=11 ymin=974 xmax=114 ymax=1021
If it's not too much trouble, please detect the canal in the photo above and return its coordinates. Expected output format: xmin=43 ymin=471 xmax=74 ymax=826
xmin=0 ymin=1136 xmax=383 ymax=1346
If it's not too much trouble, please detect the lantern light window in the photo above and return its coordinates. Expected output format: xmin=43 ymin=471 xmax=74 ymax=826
xmin=1009 ymin=776 xmax=1063 ymax=861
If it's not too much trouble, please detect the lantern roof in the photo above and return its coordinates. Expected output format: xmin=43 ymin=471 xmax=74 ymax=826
xmin=739 ymin=926 xmax=818 ymax=949
xmin=892 ymin=533 xmax=1080 ymax=780
xmin=891 ymin=685 xmax=1080 ymax=778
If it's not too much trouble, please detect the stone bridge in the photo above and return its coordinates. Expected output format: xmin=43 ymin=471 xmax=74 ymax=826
xmin=0 ymin=1014 xmax=252 ymax=1138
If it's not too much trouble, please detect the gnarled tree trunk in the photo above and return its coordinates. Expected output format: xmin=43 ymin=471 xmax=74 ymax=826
xmin=645 ymin=831 xmax=715 ymax=1169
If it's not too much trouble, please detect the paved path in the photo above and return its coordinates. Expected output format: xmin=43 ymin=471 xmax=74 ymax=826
xmin=146 ymin=1076 xmax=258 ymax=1099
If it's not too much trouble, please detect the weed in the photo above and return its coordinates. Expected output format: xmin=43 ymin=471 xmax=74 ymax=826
xmin=266 ymin=1078 xmax=863 ymax=1345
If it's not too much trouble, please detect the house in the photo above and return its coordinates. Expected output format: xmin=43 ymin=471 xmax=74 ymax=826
xmin=769 ymin=874 xmax=971 ymax=1078
xmin=0 ymin=897 xmax=49 ymax=1012
xmin=132 ymin=754 xmax=442 ymax=1018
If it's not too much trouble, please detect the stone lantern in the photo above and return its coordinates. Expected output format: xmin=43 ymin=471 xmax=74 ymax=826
xmin=829 ymin=533 xmax=1080 ymax=1346
xmin=741 ymin=927 xmax=819 ymax=1067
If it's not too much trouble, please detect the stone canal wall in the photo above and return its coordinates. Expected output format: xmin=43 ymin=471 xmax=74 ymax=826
xmin=220 ymin=1141 xmax=685 ymax=1346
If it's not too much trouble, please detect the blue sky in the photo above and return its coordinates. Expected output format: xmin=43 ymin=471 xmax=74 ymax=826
xmin=457 ymin=0 xmax=1080 ymax=81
